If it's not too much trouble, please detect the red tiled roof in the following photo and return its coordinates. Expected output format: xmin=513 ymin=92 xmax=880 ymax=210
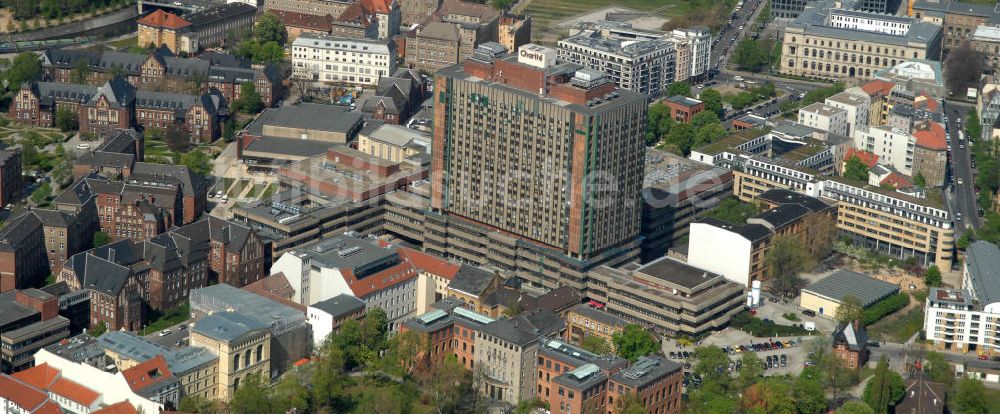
xmin=914 ymin=93 xmax=939 ymax=111
xmin=844 ymin=148 xmax=879 ymax=168
xmin=361 ymin=0 xmax=394 ymax=14
xmin=121 ymin=355 xmax=174 ymax=393
xmin=269 ymin=10 xmax=332 ymax=32
xmin=138 ymin=9 xmax=192 ymax=30
xmin=337 ymin=3 xmax=375 ymax=26
xmin=0 ymin=375 xmax=51 ymax=413
xmin=880 ymin=172 xmax=913 ymax=189
xmin=860 ymin=80 xmax=894 ymax=96
xmin=93 ymin=402 xmax=139 ymax=414
xmin=242 ymin=272 xmax=306 ymax=311
xmin=397 ymin=247 xmax=460 ymax=280
xmin=12 ymin=363 xmax=60 ymax=389
xmin=913 ymin=122 xmax=947 ymax=151
xmin=35 ymin=401 xmax=62 ymax=414
xmin=49 ymin=378 xmax=100 ymax=407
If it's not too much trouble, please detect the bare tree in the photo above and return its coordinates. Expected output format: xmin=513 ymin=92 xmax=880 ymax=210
xmin=945 ymin=40 xmax=985 ymax=96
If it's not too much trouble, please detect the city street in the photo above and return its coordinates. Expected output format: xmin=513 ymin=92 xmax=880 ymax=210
xmin=710 ymin=0 xmax=766 ymax=70
xmin=943 ymin=102 xmax=984 ymax=238
xmin=143 ymin=320 xmax=192 ymax=350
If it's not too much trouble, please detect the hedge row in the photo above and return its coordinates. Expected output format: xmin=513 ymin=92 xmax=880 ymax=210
xmin=862 ymin=293 xmax=910 ymax=325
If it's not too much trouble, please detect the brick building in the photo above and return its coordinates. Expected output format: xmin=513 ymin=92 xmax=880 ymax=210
xmin=832 ymin=319 xmax=869 ymax=369
xmin=269 ymin=10 xmax=333 ymax=43
xmin=72 ymin=129 xmax=143 ymax=179
xmin=0 ymin=213 xmax=48 ymax=292
xmin=0 ymin=145 xmax=21 ymax=207
xmin=171 ymin=215 xmax=267 ymax=287
xmin=41 ymin=48 xmax=283 ymax=108
xmin=11 ymin=77 xmax=224 ymax=141
xmin=58 ymin=240 xmax=146 ymax=331
xmin=137 ymin=4 xmax=257 ymax=54
xmin=664 ymin=95 xmax=704 ymax=123
xmin=142 ymin=231 xmax=210 ymax=310
xmin=88 ymin=178 xmax=175 ymax=242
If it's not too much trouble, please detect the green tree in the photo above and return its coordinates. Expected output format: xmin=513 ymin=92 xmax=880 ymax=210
xmin=419 ymin=354 xmax=471 ymax=414
xmin=71 ymin=59 xmax=91 ymax=84
xmin=953 ymin=378 xmax=989 ymax=414
xmin=646 ymin=101 xmax=673 ymax=145
xmin=271 ymin=374 xmax=309 ymax=414
xmin=766 ymin=234 xmax=806 ymax=298
xmin=177 ymin=396 xmax=218 ymax=414
xmin=863 ymin=356 xmax=905 ymax=414
xmin=967 ymin=109 xmax=983 ymax=142
xmin=31 ymin=182 xmax=51 ymax=205
xmin=180 ymin=150 xmax=212 ymax=177
xmin=844 ymin=155 xmax=871 ymax=181
xmin=312 ymin=339 xmax=347 ymax=410
xmin=737 ymin=352 xmax=764 ymax=391
xmin=662 ymin=120 xmax=695 ymax=155
xmin=704 ymin=197 xmax=760 ymax=224
xmin=732 ymin=39 xmax=770 ymax=72
xmin=88 ymin=321 xmax=107 ymax=337
xmin=6 ymin=52 xmax=42 ymax=91
xmin=913 ymin=171 xmax=926 ymax=187
xmin=239 ymin=82 xmax=265 ymax=114
xmin=490 ymin=0 xmax=514 ymax=10
xmin=254 ymin=12 xmax=288 ymax=46
xmin=700 ymin=88 xmax=724 ymax=116
xmin=615 ymin=393 xmax=646 ymax=414
xmin=695 ymin=122 xmax=727 ymax=148
xmin=254 ymin=41 xmax=285 ymax=64
xmin=835 ymin=295 xmax=865 ymax=325
xmin=691 ymin=110 xmax=721 ymax=129
xmin=55 ymin=108 xmax=79 ymax=132
xmin=667 ymin=81 xmax=691 ymax=97
xmin=352 ymin=384 xmax=409 ymax=414
xmin=923 ymin=351 xmax=952 ymax=384
xmin=611 ymin=324 xmax=659 ymax=362
xmin=836 ymin=401 xmax=875 ymax=414
xmin=580 ymin=335 xmax=613 ymax=355
xmin=694 ymin=345 xmax=732 ymax=387
xmin=924 ymin=265 xmax=942 ymax=288
xmin=794 ymin=375 xmax=828 ymax=414
xmin=744 ymin=377 xmax=796 ymax=414
xmin=231 ymin=373 xmax=272 ymax=414
xmin=93 ymin=231 xmax=111 ymax=248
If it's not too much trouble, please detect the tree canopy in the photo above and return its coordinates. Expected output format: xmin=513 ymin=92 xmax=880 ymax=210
xmin=667 ymin=81 xmax=692 ymax=97
xmin=766 ymin=234 xmax=807 ymax=298
xmin=863 ymin=356 xmax=905 ymax=414
xmin=953 ymin=378 xmax=990 ymax=414
xmin=844 ymin=155 xmax=871 ymax=182
xmin=6 ymin=52 xmax=42 ymax=91
xmin=580 ymin=335 xmax=613 ymax=355
xmin=180 ymin=150 xmax=212 ymax=177
xmin=701 ymin=88 xmax=724 ymax=116
xmin=834 ymin=295 xmax=864 ymax=325
xmin=612 ymin=324 xmax=659 ymax=362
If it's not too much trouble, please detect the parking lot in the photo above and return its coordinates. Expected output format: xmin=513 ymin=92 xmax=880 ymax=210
xmin=664 ymin=327 xmax=822 ymax=383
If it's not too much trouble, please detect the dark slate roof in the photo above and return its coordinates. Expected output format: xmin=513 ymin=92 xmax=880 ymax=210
xmin=172 ymin=215 xmax=253 ymax=254
xmin=636 ymin=256 xmax=725 ymax=290
xmin=143 ymin=228 xmax=209 ymax=273
xmin=41 ymin=49 xmax=148 ymax=74
xmin=88 ymin=76 xmax=135 ymax=108
xmin=242 ymin=136 xmax=335 ymax=158
xmin=245 ymin=103 xmax=363 ymax=136
xmin=134 ymin=90 xmax=218 ymax=117
xmin=895 ymin=372 xmax=946 ymax=414
xmin=756 ymin=188 xmax=833 ymax=212
xmin=74 ymin=151 xmax=135 ymax=169
xmin=185 ymin=3 xmax=256 ymax=28
xmin=196 ymin=52 xmax=251 ymax=68
xmin=748 ymin=203 xmax=811 ymax=230
xmin=803 ymin=270 xmax=900 ymax=307
xmin=310 ymin=294 xmax=366 ymax=319
xmin=524 ymin=286 xmax=581 ymax=313
xmin=0 ymin=291 xmax=39 ymax=326
xmin=98 ymin=129 xmax=141 ymax=153
xmin=966 ymin=241 xmax=1000 ymax=305
xmin=446 ymin=265 xmax=495 ymax=297
xmin=0 ymin=212 xmax=43 ymax=251
xmin=132 ymin=162 xmax=208 ymax=196
xmin=479 ymin=309 xmax=565 ymax=346
xmin=65 ymin=240 xmax=143 ymax=296
xmin=568 ymin=304 xmax=629 ymax=327
xmin=160 ymin=56 xmax=211 ymax=81
xmin=55 ymin=177 xmax=98 ymax=206
xmin=361 ymin=95 xmax=400 ymax=115
xmin=694 ymin=217 xmax=773 ymax=243
xmin=29 ymin=209 xmax=75 ymax=228
xmin=32 ymin=82 xmax=97 ymax=107
xmin=832 ymin=320 xmax=868 ymax=352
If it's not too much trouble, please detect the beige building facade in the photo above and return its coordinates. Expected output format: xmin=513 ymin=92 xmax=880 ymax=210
xmin=189 ymin=312 xmax=272 ymax=401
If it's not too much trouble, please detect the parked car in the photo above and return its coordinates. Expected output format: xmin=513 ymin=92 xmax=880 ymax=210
xmin=802 ymin=309 xmax=816 ymax=317
xmin=158 ymin=330 xmax=171 ymax=337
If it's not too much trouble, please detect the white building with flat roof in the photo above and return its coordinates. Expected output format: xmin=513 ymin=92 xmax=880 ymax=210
xmin=291 ymin=33 xmax=397 ymax=85
xmin=798 ymin=103 xmax=849 ymax=137
xmin=853 ymin=125 xmax=914 ymax=175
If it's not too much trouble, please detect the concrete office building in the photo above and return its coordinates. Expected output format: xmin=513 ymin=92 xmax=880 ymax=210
xmin=430 ymin=44 xmax=647 ymax=292
xmin=798 ymin=103 xmax=849 ymax=136
xmin=558 ymin=25 xmax=676 ymax=97
xmin=291 ymin=33 xmax=397 ymax=85
xmin=825 ymin=91 xmax=872 ymax=137
xmin=781 ymin=0 xmax=943 ymax=80
xmin=854 ymin=125 xmax=916 ymax=175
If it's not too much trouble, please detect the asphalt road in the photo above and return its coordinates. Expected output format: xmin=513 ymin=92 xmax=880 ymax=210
xmin=710 ymin=0 xmax=767 ymax=70
xmin=943 ymin=102 xmax=984 ymax=237
xmin=143 ymin=320 xmax=192 ymax=350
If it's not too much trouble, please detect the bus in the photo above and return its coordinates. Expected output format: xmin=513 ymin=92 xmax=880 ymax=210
xmin=959 ymin=130 xmax=965 ymax=142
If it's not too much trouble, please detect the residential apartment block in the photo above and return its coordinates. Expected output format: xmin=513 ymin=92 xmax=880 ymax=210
xmin=824 ymin=91 xmax=871 ymax=137
xmin=798 ymin=102 xmax=849 ymax=136
xmin=781 ymin=0 xmax=942 ymax=80
xmin=925 ymin=241 xmax=1000 ymax=353
xmin=291 ymin=33 xmax=397 ymax=85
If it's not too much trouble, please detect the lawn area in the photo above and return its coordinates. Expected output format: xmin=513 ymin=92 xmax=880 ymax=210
xmin=107 ymin=36 xmax=137 ymax=50
xmin=522 ymin=0 xmax=736 ymax=44
xmin=228 ymin=179 xmax=249 ymax=197
xmin=144 ymin=303 xmax=189 ymax=334
xmin=144 ymin=140 xmax=177 ymax=164
xmin=867 ymin=305 xmax=924 ymax=343
xmin=248 ymin=183 xmax=266 ymax=198
xmin=261 ymin=183 xmax=277 ymax=199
